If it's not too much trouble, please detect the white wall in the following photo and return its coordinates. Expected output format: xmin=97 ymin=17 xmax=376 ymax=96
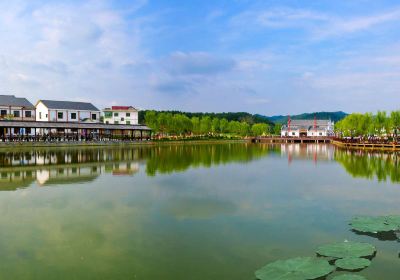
xmin=36 ymin=102 xmax=49 ymax=121
xmin=281 ymin=130 xmax=300 ymax=137
xmin=104 ymin=110 xmax=138 ymax=125
xmin=35 ymin=101 xmax=100 ymax=122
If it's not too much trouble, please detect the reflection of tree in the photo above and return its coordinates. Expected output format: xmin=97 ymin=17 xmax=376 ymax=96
xmin=145 ymin=143 xmax=278 ymax=176
xmin=0 ymin=144 xmax=279 ymax=188
xmin=335 ymin=149 xmax=400 ymax=183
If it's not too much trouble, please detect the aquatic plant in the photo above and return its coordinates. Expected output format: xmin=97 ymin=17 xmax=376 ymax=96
xmin=316 ymin=241 xmax=376 ymax=259
xmin=350 ymin=216 xmax=400 ymax=233
xmin=255 ymin=257 xmax=334 ymax=280
xmin=331 ymin=274 xmax=367 ymax=280
xmin=335 ymin=257 xmax=371 ymax=270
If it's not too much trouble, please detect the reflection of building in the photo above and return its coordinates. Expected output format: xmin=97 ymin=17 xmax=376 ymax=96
xmin=107 ymin=162 xmax=139 ymax=176
xmin=281 ymin=120 xmax=334 ymax=137
xmin=281 ymin=143 xmax=334 ymax=163
xmin=0 ymin=148 xmax=143 ymax=190
xmin=103 ymin=106 xmax=139 ymax=125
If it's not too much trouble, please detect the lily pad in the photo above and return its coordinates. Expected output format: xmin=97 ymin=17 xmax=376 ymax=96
xmin=335 ymin=257 xmax=371 ymax=270
xmin=350 ymin=216 xmax=400 ymax=233
xmin=255 ymin=257 xmax=334 ymax=280
xmin=331 ymin=274 xmax=367 ymax=280
xmin=316 ymin=241 xmax=376 ymax=259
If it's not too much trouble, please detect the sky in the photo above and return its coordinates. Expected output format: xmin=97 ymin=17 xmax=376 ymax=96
xmin=1 ymin=0 xmax=400 ymax=115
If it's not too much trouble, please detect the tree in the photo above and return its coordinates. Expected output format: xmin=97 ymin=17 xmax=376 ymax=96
xmin=219 ymin=118 xmax=229 ymax=133
xmin=191 ymin=117 xmax=201 ymax=135
xmin=211 ymin=118 xmax=220 ymax=134
xmin=239 ymin=122 xmax=250 ymax=136
xmin=390 ymin=111 xmax=400 ymax=138
xmin=200 ymin=116 xmax=212 ymax=134
xmin=251 ymin=123 xmax=268 ymax=136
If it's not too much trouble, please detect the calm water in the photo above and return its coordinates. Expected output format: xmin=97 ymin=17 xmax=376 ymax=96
xmin=0 ymin=143 xmax=399 ymax=280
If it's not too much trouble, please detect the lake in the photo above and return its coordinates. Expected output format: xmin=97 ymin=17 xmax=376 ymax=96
xmin=0 ymin=143 xmax=399 ymax=280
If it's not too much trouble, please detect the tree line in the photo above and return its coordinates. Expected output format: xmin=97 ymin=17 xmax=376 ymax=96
xmin=144 ymin=111 xmax=279 ymax=137
xmin=335 ymin=110 xmax=400 ymax=138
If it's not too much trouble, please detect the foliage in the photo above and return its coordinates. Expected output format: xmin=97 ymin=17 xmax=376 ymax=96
xmin=255 ymin=257 xmax=334 ymax=280
xmin=316 ymin=241 xmax=376 ymax=259
xmin=251 ymin=123 xmax=269 ymax=136
xmin=143 ymin=111 xmax=271 ymax=137
xmin=334 ymin=257 xmax=371 ymax=271
xmin=139 ymin=110 xmax=274 ymax=125
xmin=349 ymin=216 xmax=400 ymax=233
xmin=331 ymin=275 xmax=367 ymax=280
xmin=335 ymin=110 xmax=400 ymax=137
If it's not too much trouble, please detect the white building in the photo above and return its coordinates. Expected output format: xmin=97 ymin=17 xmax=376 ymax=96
xmin=0 ymin=95 xmax=36 ymax=121
xmin=36 ymin=100 xmax=101 ymax=123
xmin=0 ymin=95 xmax=36 ymax=137
xmin=102 ymin=106 xmax=138 ymax=125
xmin=281 ymin=119 xmax=334 ymax=137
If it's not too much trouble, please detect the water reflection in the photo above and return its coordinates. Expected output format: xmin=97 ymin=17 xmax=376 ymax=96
xmin=0 ymin=144 xmax=277 ymax=189
xmin=0 ymin=143 xmax=399 ymax=280
xmin=334 ymin=149 xmax=400 ymax=183
xmin=1 ymin=144 xmax=400 ymax=190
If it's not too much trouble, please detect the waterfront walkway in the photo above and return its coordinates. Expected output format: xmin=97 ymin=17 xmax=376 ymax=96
xmin=250 ymin=136 xmax=332 ymax=144
xmin=0 ymin=120 xmax=151 ymax=142
xmin=332 ymin=140 xmax=400 ymax=151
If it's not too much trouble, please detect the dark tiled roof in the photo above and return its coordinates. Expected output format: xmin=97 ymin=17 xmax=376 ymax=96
xmin=0 ymin=95 xmax=35 ymax=108
xmin=39 ymin=100 xmax=99 ymax=111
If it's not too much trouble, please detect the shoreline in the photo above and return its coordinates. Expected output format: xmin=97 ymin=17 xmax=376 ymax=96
xmin=0 ymin=139 xmax=248 ymax=149
xmin=332 ymin=140 xmax=400 ymax=151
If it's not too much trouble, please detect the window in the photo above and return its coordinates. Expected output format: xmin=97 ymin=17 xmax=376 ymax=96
xmin=126 ymin=121 xmax=130 ymax=125
xmin=0 ymin=110 xmax=7 ymax=116
xmin=92 ymin=114 xmax=97 ymax=120
xmin=25 ymin=111 xmax=32 ymax=118
xmin=319 ymin=132 xmax=323 ymax=136
xmin=114 ymin=112 xmax=119 ymax=117
xmin=115 ymin=121 xmax=119 ymax=124
xmin=105 ymin=121 xmax=109 ymax=124
xmin=26 ymin=128 xmax=31 ymax=134
xmin=104 ymin=112 xmax=112 ymax=118
xmin=39 ymin=112 xmax=42 ymax=119
xmin=292 ymin=132 xmax=295 ymax=136
xmin=58 ymin=112 xmax=63 ymax=119
xmin=126 ymin=113 xmax=130 ymax=117
xmin=71 ymin=113 xmax=77 ymax=119
xmin=45 ymin=114 xmax=48 ymax=118
xmin=121 ymin=117 xmax=125 ymax=121
xmin=13 ymin=111 xmax=20 ymax=117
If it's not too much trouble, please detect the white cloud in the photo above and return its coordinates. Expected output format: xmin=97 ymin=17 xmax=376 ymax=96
xmin=0 ymin=0 xmax=150 ymax=108
xmin=231 ymin=6 xmax=400 ymax=40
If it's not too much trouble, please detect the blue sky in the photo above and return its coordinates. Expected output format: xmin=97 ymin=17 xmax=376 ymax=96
xmin=1 ymin=0 xmax=400 ymax=115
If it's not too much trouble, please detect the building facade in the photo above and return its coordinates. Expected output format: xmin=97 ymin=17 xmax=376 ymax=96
xmin=36 ymin=100 xmax=100 ymax=123
xmin=0 ymin=95 xmax=36 ymax=121
xmin=103 ymin=106 xmax=138 ymax=125
xmin=281 ymin=119 xmax=334 ymax=137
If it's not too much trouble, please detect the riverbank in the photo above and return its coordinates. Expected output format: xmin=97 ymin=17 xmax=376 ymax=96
xmin=332 ymin=140 xmax=400 ymax=151
xmin=0 ymin=138 xmax=248 ymax=149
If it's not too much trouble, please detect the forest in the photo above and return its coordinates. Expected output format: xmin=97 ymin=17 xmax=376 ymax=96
xmin=143 ymin=111 xmax=280 ymax=137
xmin=335 ymin=110 xmax=400 ymax=138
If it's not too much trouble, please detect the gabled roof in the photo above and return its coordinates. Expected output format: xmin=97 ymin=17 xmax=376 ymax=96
xmin=38 ymin=100 xmax=99 ymax=111
xmin=0 ymin=95 xmax=35 ymax=109
xmin=103 ymin=106 xmax=138 ymax=111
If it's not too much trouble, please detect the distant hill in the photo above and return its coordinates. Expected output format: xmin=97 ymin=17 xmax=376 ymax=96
xmin=139 ymin=110 xmax=347 ymax=126
xmin=267 ymin=111 xmax=347 ymax=124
